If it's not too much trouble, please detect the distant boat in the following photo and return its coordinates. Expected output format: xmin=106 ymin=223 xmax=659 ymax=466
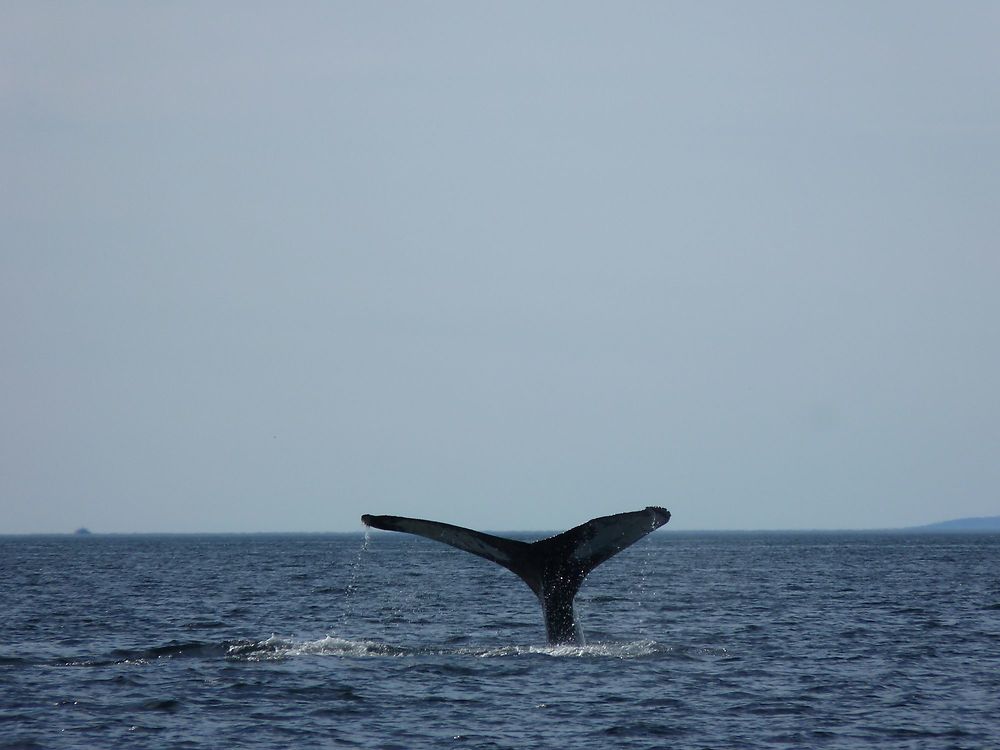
xmin=73 ymin=527 xmax=93 ymax=535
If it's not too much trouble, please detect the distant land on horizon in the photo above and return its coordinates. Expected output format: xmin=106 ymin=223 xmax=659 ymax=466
xmin=910 ymin=515 xmax=1000 ymax=531
xmin=27 ymin=514 xmax=1000 ymax=535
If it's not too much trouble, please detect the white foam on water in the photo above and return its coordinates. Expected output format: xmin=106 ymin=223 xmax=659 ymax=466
xmin=230 ymin=634 xmax=680 ymax=660
xmin=471 ymin=639 xmax=669 ymax=659
xmin=226 ymin=634 xmax=412 ymax=659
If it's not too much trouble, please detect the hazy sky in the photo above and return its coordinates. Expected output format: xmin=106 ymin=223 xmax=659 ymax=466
xmin=3 ymin=3 xmax=998 ymax=533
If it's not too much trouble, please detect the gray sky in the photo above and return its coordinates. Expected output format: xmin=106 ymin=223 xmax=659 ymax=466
xmin=2 ymin=2 xmax=998 ymax=533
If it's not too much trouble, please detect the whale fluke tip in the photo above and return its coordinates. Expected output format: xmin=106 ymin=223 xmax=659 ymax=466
xmin=647 ymin=507 xmax=671 ymax=525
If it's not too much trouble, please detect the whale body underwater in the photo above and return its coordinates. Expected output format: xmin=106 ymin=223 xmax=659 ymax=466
xmin=360 ymin=506 xmax=671 ymax=645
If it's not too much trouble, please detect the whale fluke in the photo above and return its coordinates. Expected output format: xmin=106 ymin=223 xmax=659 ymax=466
xmin=361 ymin=507 xmax=670 ymax=645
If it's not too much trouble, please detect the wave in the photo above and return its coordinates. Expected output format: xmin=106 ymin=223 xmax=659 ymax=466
xmin=18 ymin=634 xmax=726 ymax=668
xmin=232 ymin=635 xmax=714 ymax=660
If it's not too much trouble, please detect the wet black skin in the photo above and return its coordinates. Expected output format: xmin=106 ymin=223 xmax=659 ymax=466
xmin=361 ymin=507 xmax=670 ymax=645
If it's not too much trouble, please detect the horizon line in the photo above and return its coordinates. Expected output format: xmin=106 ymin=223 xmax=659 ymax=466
xmin=4 ymin=523 xmax=999 ymax=537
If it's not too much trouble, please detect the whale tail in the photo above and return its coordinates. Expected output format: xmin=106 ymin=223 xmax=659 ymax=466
xmin=360 ymin=506 xmax=670 ymax=645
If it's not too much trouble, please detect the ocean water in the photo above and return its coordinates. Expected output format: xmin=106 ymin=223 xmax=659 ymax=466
xmin=2 ymin=530 xmax=998 ymax=749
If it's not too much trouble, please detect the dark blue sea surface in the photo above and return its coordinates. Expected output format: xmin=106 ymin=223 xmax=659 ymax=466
xmin=2 ymin=530 xmax=999 ymax=749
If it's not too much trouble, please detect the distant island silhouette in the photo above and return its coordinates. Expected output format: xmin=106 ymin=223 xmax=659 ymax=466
xmin=913 ymin=516 xmax=1000 ymax=531
xmin=73 ymin=527 xmax=92 ymax=535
